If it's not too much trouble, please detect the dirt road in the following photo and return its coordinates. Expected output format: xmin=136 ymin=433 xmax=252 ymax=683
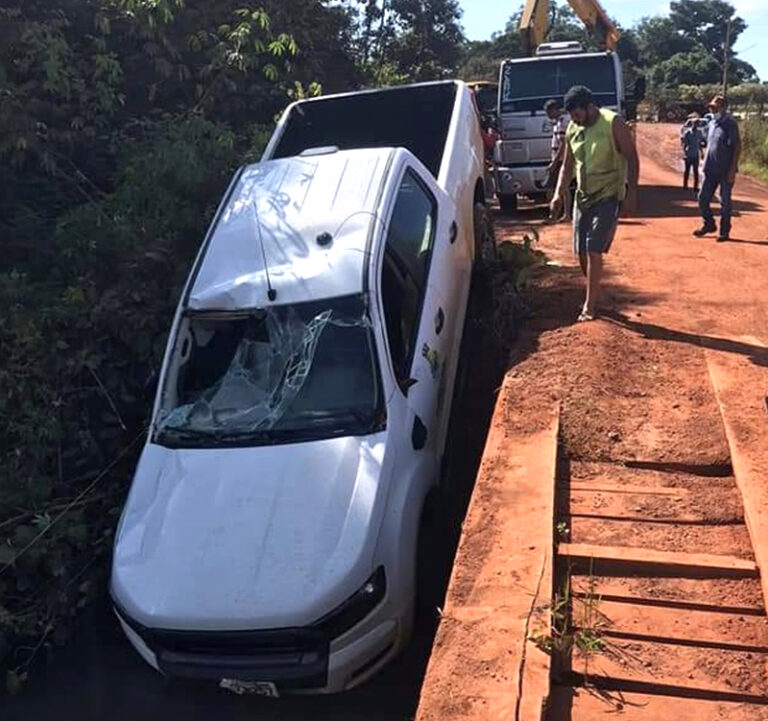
xmin=416 ymin=123 xmax=768 ymax=721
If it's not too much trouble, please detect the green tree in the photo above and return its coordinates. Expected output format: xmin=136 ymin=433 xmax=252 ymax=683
xmin=348 ymin=0 xmax=465 ymax=83
xmin=0 ymin=0 xmax=362 ymax=690
xmin=731 ymin=58 xmax=759 ymax=84
xmin=388 ymin=0 xmax=465 ymax=81
xmin=636 ymin=0 xmax=758 ymax=94
xmin=547 ymin=2 xmax=597 ymax=49
xmin=669 ymin=0 xmax=745 ymax=58
xmin=458 ymin=13 xmax=524 ymax=81
xmin=634 ymin=16 xmax=695 ymax=67
xmin=650 ymin=49 xmax=722 ymax=87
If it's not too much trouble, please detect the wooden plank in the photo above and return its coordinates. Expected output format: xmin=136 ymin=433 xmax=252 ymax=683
xmin=558 ymin=543 xmax=758 ymax=578
xmin=550 ymin=684 xmax=768 ymax=721
xmin=569 ymin=640 xmax=768 ymax=704
xmin=567 ymin=482 xmax=689 ymax=496
xmin=572 ymin=599 xmax=768 ymax=653
xmin=570 ymin=576 xmax=766 ymax=616
xmin=707 ymin=350 xmax=768 ymax=610
xmin=568 ymin=484 xmax=742 ymax=525
xmin=415 ymin=385 xmax=559 ymax=721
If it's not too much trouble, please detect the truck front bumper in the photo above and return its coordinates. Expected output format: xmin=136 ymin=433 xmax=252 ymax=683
xmin=114 ymin=604 xmax=403 ymax=694
xmin=495 ymin=166 xmax=551 ymax=197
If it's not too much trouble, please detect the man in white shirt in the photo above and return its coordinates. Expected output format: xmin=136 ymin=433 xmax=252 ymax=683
xmin=545 ymin=99 xmax=572 ymax=221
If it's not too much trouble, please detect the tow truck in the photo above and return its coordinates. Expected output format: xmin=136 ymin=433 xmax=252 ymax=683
xmin=494 ymin=0 xmax=644 ymax=213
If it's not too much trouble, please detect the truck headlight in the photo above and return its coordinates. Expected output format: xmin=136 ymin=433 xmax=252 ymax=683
xmin=313 ymin=567 xmax=386 ymax=639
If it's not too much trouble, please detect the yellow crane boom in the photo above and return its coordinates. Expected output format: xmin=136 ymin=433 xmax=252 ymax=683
xmin=520 ymin=0 xmax=620 ymax=53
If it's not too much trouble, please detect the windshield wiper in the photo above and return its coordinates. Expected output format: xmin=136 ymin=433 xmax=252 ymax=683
xmin=309 ymin=408 xmax=383 ymax=434
xmin=208 ymin=428 xmax=280 ymax=444
xmin=154 ymin=426 xmax=223 ymax=447
xmin=155 ymin=410 xmax=383 ymax=448
xmin=339 ymin=408 xmax=375 ymax=428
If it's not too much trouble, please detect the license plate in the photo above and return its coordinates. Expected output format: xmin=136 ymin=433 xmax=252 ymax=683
xmin=219 ymin=679 xmax=280 ymax=697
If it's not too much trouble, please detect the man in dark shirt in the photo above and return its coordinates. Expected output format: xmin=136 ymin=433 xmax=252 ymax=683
xmin=694 ymin=95 xmax=741 ymax=242
xmin=681 ymin=113 xmax=704 ymax=193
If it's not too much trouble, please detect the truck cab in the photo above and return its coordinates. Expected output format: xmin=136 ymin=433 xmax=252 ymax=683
xmin=494 ymin=45 xmax=624 ymax=213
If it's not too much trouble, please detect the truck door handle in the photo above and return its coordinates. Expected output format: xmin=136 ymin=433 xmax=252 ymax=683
xmin=412 ymin=415 xmax=428 ymax=450
xmin=435 ymin=308 xmax=445 ymax=335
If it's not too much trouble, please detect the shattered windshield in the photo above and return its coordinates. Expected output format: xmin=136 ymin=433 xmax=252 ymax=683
xmin=155 ymin=294 xmax=384 ymax=447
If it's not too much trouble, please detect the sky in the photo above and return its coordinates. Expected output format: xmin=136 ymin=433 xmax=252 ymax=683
xmin=458 ymin=0 xmax=768 ymax=80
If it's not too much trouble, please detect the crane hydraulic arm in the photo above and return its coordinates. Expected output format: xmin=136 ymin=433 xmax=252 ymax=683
xmin=520 ymin=0 xmax=620 ymax=54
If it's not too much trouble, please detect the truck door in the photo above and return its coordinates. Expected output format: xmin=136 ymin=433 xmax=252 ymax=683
xmin=419 ymin=183 xmax=465 ymax=442
xmin=379 ymin=167 xmax=448 ymax=458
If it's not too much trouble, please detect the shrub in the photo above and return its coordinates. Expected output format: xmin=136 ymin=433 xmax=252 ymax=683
xmin=0 ymin=116 xmax=264 ymax=691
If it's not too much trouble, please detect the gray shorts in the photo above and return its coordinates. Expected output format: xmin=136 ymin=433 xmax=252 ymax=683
xmin=573 ymin=198 xmax=620 ymax=255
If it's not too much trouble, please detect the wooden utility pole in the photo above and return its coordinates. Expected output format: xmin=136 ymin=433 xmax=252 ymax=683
xmin=723 ymin=16 xmax=732 ymax=101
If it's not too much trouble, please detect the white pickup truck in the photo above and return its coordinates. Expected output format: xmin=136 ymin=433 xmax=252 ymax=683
xmin=111 ymin=81 xmax=491 ymax=694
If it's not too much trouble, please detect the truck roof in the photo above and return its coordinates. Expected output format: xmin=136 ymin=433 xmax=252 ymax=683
xmin=501 ymin=50 xmax=612 ymax=65
xmin=187 ymin=147 xmax=393 ymax=311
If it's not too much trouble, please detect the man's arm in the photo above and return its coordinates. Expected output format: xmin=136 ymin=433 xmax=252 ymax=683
xmin=612 ymin=117 xmax=639 ymax=216
xmin=728 ymin=120 xmax=741 ymax=184
xmin=550 ymin=140 xmax=574 ymax=219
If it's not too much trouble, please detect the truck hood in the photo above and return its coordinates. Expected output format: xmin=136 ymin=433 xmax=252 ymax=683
xmin=111 ymin=434 xmax=387 ymax=630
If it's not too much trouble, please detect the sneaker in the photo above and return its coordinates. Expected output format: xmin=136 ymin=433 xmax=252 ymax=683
xmin=693 ymin=225 xmax=716 ymax=237
xmin=717 ymin=233 xmax=730 ymax=242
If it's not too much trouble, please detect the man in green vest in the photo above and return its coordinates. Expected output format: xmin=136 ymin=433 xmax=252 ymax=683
xmin=550 ymin=85 xmax=639 ymax=322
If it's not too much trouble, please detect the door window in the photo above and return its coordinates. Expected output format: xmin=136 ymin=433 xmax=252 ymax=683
xmin=385 ymin=170 xmax=437 ymax=290
xmin=380 ymin=169 xmax=437 ymax=382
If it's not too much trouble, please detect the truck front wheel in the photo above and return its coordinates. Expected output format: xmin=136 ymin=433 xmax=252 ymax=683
xmin=497 ymin=193 xmax=517 ymax=214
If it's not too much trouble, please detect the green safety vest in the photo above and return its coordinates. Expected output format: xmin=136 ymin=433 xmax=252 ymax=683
xmin=567 ymin=108 xmax=627 ymax=209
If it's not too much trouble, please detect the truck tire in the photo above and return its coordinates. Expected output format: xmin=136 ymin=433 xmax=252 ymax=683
xmin=497 ymin=193 xmax=517 ymax=214
xmin=473 ymin=202 xmax=497 ymax=265
xmin=415 ymin=489 xmax=444 ymax=620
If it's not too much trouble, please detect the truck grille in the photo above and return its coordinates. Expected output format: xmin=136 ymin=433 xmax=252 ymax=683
xmin=116 ymin=606 xmax=330 ymax=687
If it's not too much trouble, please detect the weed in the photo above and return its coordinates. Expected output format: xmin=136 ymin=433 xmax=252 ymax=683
xmin=528 ymin=563 xmax=606 ymax=672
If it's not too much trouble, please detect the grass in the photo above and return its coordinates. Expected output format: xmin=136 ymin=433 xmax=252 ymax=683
xmin=741 ymin=118 xmax=768 ymax=184
xmin=741 ymin=160 xmax=768 ymax=185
